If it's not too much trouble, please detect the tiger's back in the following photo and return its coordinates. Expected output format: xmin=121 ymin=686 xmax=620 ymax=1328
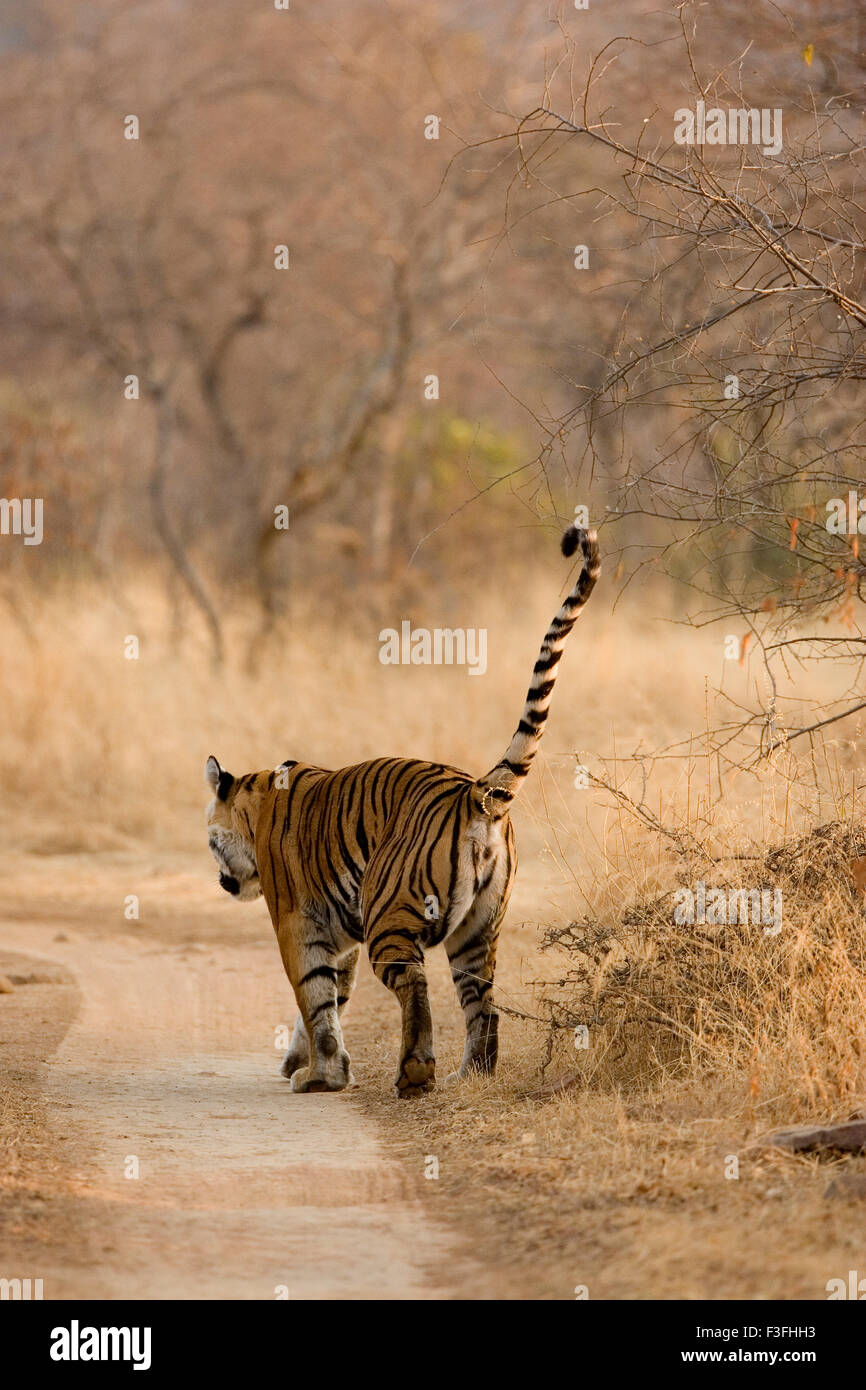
xmin=256 ymin=756 xmax=513 ymax=943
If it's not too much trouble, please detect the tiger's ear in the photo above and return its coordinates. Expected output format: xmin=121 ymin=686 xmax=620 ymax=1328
xmin=205 ymin=755 xmax=234 ymax=801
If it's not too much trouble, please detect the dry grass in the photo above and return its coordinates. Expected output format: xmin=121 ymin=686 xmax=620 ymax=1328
xmin=0 ymin=573 xmax=556 ymax=851
xmin=0 ymin=565 xmax=681 ymax=852
xmin=536 ymin=818 xmax=866 ymax=1112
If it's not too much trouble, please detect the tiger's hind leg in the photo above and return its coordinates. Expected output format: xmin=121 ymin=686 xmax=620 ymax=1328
xmin=368 ymin=921 xmax=435 ymax=1098
xmin=279 ymin=946 xmax=360 ymax=1080
xmin=274 ymin=916 xmax=354 ymax=1093
xmin=445 ymin=896 xmax=506 ymax=1079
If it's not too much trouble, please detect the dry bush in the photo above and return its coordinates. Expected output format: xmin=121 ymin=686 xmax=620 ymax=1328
xmin=537 ymin=794 xmax=866 ymax=1117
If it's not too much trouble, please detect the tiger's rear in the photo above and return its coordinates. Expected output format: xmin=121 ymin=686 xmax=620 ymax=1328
xmin=204 ymin=525 xmax=599 ymax=1097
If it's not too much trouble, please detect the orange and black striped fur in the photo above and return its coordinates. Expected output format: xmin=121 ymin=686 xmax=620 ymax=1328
xmin=204 ymin=525 xmax=599 ymax=1097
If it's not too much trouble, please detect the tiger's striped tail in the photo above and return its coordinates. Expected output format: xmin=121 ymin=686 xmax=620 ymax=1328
xmin=473 ymin=525 xmax=600 ymax=816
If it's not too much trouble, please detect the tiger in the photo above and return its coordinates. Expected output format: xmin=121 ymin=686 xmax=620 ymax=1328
xmin=204 ymin=524 xmax=600 ymax=1097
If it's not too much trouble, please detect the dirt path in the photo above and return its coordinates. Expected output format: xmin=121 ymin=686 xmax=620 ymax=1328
xmin=0 ymin=866 xmax=487 ymax=1300
xmin=5 ymin=851 xmax=861 ymax=1303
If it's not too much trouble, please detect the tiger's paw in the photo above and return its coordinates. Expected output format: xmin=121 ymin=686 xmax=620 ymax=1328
xmin=290 ymin=1053 xmax=353 ymax=1093
xmin=395 ymin=1053 xmax=436 ymax=1098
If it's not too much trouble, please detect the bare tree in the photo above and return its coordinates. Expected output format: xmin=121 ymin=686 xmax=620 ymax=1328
xmin=0 ymin=0 xmax=565 ymax=657
xmin=491 ymin=0 xmax=866 ymax=765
